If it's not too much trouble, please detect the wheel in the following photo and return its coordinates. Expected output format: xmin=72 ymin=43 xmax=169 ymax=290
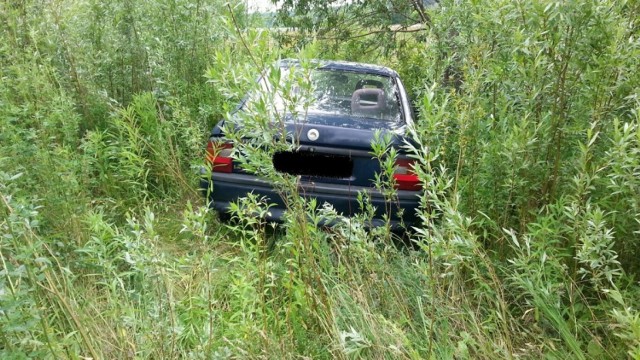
xmin=216 ymin=211 xmax=232 ymax=223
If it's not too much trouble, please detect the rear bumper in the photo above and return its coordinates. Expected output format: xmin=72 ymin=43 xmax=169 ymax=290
xmin=200 ymin=169 xmax=421 ymax=228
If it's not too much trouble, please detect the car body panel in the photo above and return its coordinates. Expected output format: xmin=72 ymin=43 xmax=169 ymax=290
xmin=201 ymin=172 xmax=419 ymax=227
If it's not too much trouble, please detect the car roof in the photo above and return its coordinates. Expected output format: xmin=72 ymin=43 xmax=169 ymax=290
xmin=278 ymin=59 xmax=399 ymax=78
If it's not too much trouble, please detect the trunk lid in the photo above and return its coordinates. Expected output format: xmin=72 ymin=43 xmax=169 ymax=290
xmin=270 ymin=114 xmax=408 ymax=188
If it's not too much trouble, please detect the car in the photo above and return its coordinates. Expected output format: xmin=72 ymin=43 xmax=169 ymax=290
xmin=200 ymin=59 xmax=421 ymax=229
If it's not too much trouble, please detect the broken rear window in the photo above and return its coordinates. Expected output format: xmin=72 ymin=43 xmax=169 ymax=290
xmin=250 ymin=67 xmax=402 ymax=122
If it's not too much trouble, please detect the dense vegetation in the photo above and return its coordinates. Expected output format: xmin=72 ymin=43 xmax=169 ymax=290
xmin=1 ymin=0 xmax=639 ymax=358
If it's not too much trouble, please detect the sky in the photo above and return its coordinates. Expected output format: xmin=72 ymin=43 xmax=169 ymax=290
xmin=246 ymin=0 xmax=436 ymax=11
xmin=246 ymin=0 xmax=279 ymax=13
xmin=246 ymin=0 xmax=358 ymax=13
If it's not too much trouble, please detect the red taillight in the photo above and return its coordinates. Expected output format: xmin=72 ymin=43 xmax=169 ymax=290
xmin=393 ymin=158 xmax=421 ymax=191
xmin=206 ymin=140 xmax=233 ymax=173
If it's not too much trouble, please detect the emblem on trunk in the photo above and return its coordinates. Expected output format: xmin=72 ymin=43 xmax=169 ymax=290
xmin=307 ymin=129 xmax=319 ymax=141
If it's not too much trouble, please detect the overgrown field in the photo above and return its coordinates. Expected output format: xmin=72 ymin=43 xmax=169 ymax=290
xmin=1 ymin=0 xmax=639 ymax=358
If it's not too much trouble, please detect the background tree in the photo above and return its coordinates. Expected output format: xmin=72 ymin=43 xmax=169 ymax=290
xmin=273 ymin=0 xmax=435 ymax=57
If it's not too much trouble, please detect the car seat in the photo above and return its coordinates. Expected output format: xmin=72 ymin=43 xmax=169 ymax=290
xmin=355 ymin=79 xmax=384 ymax=90
xmin=351 ymin=88 xmax=386 ymax=118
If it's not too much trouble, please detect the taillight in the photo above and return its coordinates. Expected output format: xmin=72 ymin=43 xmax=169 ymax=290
xmin=206 ymin=140 xmax=233 ymax=173
xmin=393 ymin=158 xmax=421 ymax=191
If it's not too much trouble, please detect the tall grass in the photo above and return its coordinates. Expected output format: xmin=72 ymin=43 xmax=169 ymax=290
xmin=1 ymin=0 xmax=639 ymax=358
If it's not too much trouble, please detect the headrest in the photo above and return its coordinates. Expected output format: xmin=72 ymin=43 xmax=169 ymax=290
xmin=351 ymin=88 xmax=386 ymax=117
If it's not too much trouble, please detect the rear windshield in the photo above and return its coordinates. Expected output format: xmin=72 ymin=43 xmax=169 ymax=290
xmin=254 ymin=67 xmax=402 ymax=122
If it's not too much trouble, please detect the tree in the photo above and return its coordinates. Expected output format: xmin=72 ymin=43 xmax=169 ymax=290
xmin=272 ymin=0 xmax=433 ymax=57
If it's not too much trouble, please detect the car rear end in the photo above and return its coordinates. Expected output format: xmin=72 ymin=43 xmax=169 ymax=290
xmin=200 ymin=61 xmax=422 ymax=228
